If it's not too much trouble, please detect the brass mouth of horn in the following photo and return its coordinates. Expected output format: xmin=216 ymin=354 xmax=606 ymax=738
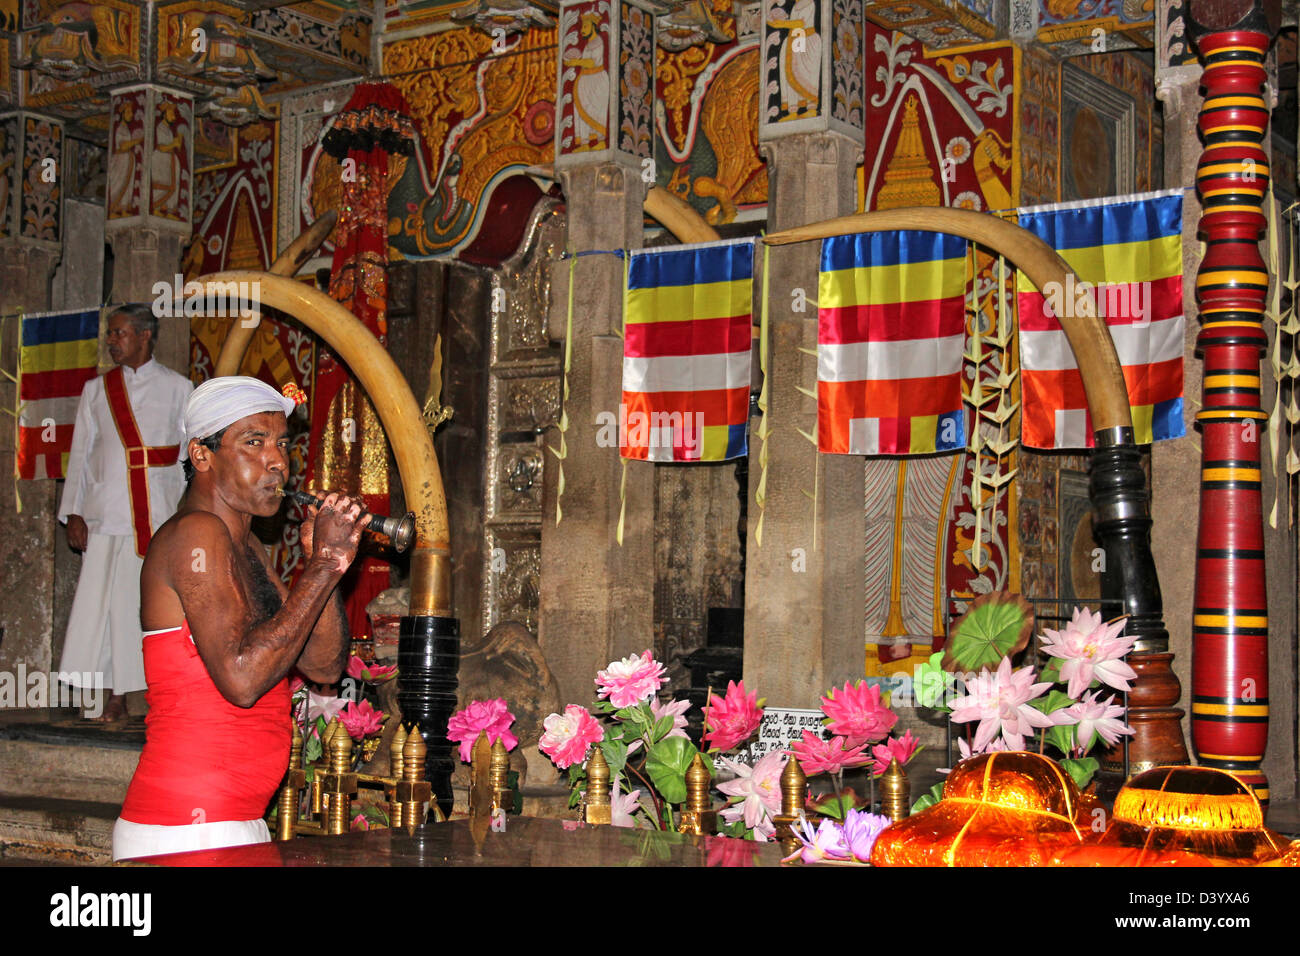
xmin=279 ymin=488 xmax=416 ymax=553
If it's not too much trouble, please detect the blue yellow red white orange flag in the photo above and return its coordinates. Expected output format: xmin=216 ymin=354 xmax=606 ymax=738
xmin=620 ymin=238 xmax=754 ymax=462
xmin=1016 ymin=189 xmax=1185 ymax=449
xmin=16 ymin=309 xmax=100 ymax=480
xmin=817 ymin=230 xmax=967 ymax=455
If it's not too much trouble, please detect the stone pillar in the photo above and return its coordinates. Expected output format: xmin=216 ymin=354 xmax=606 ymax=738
xmin=540 ymin=0 xmax=658 ymax=705
xmin=0 ymin=111 xmax=63 ymax=682
xmin=104 ymin=85 xmax=193 ymax=376
xmin=743 ymin=0 xmax=865 ymax=705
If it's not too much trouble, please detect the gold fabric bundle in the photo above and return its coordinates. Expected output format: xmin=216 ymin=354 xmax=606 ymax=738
xmin=1053 ymin=766 xmax=1298 ymax=867
xmin=871 ymin=752 xmax=1087 ymax=867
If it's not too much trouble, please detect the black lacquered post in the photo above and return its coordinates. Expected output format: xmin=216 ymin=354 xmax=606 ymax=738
xmin=397 ymin=615 xmax=460 ymax=818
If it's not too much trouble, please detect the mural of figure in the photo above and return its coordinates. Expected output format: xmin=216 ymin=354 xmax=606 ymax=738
xmin=107 ymin=100 xmax=141 ymax=218
xmin=150 ymin=101 xmax=185 ymax=218
xmin=770 ymin=0 xmax=820 ymax=117
xmin=565 ymin=12 xmax=608 ymax=149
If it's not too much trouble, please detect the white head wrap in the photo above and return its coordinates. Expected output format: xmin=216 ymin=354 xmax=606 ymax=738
xmin=184 ymin=375 xmax=296 ymax=454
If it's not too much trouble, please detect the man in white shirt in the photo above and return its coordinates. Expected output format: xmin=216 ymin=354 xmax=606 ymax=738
xmin=59 ymin=304 xmax=193 ymax=721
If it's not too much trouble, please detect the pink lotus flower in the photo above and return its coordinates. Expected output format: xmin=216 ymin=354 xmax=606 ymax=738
xmin=1040 ymin=607 xmax=1137 ymax=699
xmin=627 ymin=697 xmax=691 ymax=754
xmin=289 ymin=676 xmax=306 ymax=696
xmin=842 ymin=809 xmax=892 ymax=863
xmin=339 ymin=699 xmax=385 ymax=740
xmin=446 ymin=698 xmax=519 ymax=763
xmin=538 ymin=704 xmax=605 ymax=769
xmin=956 ymin=734 xmax=1012 ymax=761
xmin=783 ymin=817 xmax=850 ymax=864
xmin=307 ymin=689 xmax=349 ymax=726
xmin=610 ymin=774 xmax=642 ymax=829
xmin=1062 ymin=690 xmax=1134 ymax=751
xmin=716 ymin=751 xmax=787 ymax=840
xmin=346 ymin=656 xmax=398 ymax=683
xmin=821 ymin=680 xmax=897 ymax=748
xmin=870 ymin=730 xmax=922 ymax=776
xmin=351 ymin=812 xmax=369 ymax=832
xmin=702 ymin=680 xmax=764 ymax=752
xmin=595 ymin=650 xmax=667 ymax=709
xmin=788 ymin=729 xmax=871 ymax=776
xmin=948 ymin=656 xmax=1057 ymax=751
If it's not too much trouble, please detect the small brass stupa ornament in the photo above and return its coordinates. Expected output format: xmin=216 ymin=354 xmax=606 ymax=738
xmin=881 ymin=757 xmax=910 ymax=822
xmin=584 ymin=746 xmax=612 ymax=825
xmin=677 ymin=753 xmax=717 ymax=836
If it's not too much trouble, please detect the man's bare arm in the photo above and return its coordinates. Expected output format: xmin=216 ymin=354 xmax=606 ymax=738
xmin=173 ymin=503 xmax=367 ymax=707
xmin=296 ymin=588 xmax=349 ymax=684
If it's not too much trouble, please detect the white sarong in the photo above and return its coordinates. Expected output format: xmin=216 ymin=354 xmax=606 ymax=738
xmin=111 ymin=817 xmax=271 ymax=861
xmin=60 ymin=533 xmax=147 ymax=695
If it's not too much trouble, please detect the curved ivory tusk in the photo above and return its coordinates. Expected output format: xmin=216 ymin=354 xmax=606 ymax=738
xmin=213 ymin=211 xmax=339 ymax=378
xmin=764 ymin=207 xmax=1133 ymax=434
xmin=196 ymin=270 xmax=451 ymax=617
xmin=644 ymin=187 xmax=721 ymax=244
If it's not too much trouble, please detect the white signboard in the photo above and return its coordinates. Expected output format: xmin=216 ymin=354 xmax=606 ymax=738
xmin=746 ymin=707 xmax=826 ymax=761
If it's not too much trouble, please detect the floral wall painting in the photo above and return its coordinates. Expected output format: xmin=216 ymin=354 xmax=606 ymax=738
xmin=558 ymin=0 xmax=612 ymax=156
xmin=617 ymin=0 xmax=654 ymax=159
xmin=19 ymin=114 xmax=62 ymax=243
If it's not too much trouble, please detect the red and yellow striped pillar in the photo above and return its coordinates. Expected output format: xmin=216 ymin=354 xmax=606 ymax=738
xmin=1190 ymin=23 xmax=1274 ymax=803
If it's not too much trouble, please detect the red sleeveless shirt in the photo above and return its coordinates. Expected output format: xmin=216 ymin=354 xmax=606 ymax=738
xmin=121 ymin=622 xmax=290 ymax=826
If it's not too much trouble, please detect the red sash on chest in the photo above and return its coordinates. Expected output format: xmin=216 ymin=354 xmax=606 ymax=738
xmin=103 ymin=366 xmax=180 ymax=557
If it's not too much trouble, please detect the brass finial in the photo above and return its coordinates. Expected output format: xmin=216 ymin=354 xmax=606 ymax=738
xmin=584 ymin=746 xmax=612 ymax=825
xmin=398 ymin=725 xmax=432 ymax=829
xmin=772 ymin=755 xmax=806 ymax=842
xmin=677 ymin=752 xmax=717 ymax=836
xmin=881 ymin=757 xmax=910 ymax=822
xmin=388 ymin=724 xmax=408 ymax=827
xmin=490 ymin=738 xmax=511 ymax=817
xmin=323 ymin=721 xmax=358 ymax=835
xmin=277 ymin=716 xmax=307 ymax=841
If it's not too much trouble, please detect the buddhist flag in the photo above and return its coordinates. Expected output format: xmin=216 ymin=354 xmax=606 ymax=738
xmin=817 ymin=230 xmax=967 ymax=455
xmin=1017 ymin=190 xmax=1185 ymax=449
xmin=621 ymin=238 xmax=753 ymax=462
xmin=16 ymin=309 xmax=100 ymax=480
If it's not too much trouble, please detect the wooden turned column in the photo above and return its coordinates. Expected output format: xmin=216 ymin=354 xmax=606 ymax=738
xmin=1091 ymin=435 xmax=1189 ymax=775
xmin=1187 ymin=0 xmax=1278 ymax=804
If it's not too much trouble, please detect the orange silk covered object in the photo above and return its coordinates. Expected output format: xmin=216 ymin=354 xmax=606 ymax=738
xmin=1051 ymin=766 xmax=1300 ymax=867
xmin=871 ymin=752 xmax=1089 ymax=866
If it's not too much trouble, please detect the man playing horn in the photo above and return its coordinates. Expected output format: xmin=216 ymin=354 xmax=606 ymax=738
xmin=112 ymin=376 xmax=369 ymax=861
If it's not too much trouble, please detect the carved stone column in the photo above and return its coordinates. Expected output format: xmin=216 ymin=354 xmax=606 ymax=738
xmin=540 ymin=0 xmax=658 ymax=706
xmin=743 ymin=0 xmax=865 ymax=705
xmin=0 ymin=111 xmax=63 ymax=683
xmin=104 ymin=85 xmax=194 ymax=376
